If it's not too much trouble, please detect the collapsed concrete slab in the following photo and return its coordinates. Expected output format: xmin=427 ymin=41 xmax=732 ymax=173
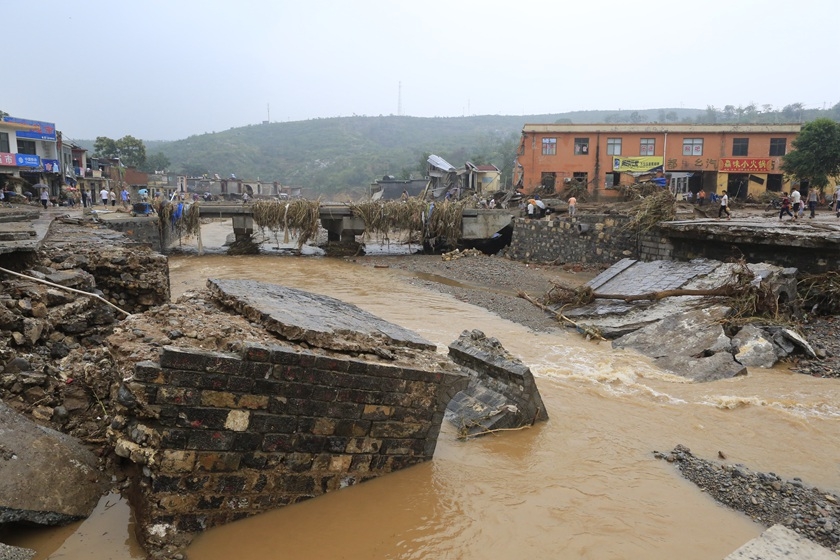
xmin=207 ymin=278 xmax=434 ymax=353
xmin=107 ymin=280 xmax=548 ymax=556
xmin=562 ymin=258 xmax=806 ymax=381
xmin=445 ymin=330 xmax=548 ymax=436
xmin=0 ymin=401 xmax=106 ymax=526
xmin=565 ymin=258 xmax=797 ymax=338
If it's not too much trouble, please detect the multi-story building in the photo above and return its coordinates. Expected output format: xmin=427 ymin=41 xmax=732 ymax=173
xmin=515 ymin=123 xmax=802 ymax=201
xmin=0 ymin=115 xmax=62 ymax=197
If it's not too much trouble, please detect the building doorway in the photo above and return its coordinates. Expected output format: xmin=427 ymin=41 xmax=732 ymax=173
xmin=767 ymin=174 xmax=783 ymax=192
xmin=727 ymin=173 xmax=750 ymax=200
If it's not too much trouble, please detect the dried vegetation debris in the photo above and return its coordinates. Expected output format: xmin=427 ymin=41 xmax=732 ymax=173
xmin=657 ymin=445 xmax=840 ymax=553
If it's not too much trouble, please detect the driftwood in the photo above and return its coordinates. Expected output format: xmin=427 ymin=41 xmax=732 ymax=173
xmin=518 ymin=291 xmax=606 ymax=342
xmin=590 ymin=285 xmax=737 ymax=302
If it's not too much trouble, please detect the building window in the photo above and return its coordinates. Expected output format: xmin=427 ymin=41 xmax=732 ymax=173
xmin=0 ymin=132 xmax=9 ymax=153
xmin=542 ymin=138 xmax=557 ymax=156
xmin=605 ymin=172 xmax=620 ymax=188
xmin=769 ymin=138 xmax=786 ymax=156
xmin=574 ymin=138 xmax=589 ymax=155
xmin=682 ymin=138 xmax=703 ymax=156
xmin=732 ymin=138 xmax=749 ymax=156
xmin=607 ymin=138 xmax=622 ymax=156
xmin=17 ymin=140 xmax=36 ymax=155
xmin=640 ymin=138 xmax=655 ymax=156
xmin=572 ymin=171 xmax=588 ymax=184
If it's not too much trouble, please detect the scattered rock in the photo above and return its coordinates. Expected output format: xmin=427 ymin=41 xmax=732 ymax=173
xmin=658 ymin=445 xmax=840 ymax=552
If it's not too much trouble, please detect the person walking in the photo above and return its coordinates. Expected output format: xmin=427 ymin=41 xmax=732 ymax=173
xmin=790 ymin=187 xmax=801 ymax=221
xmin=697 ymin=189 xmax=706 ymax=206
xmin=567 ymin=195 xmax=577 ymax=217
xmin=779 ymin=193 xmax=793 ymax=221
xmin=808 ymin=189 xmax=818 ymax=218
xmin=835 ymin=185 xmax=840 ymax=218
xmin=109 ymin=188 xmax=117 ymax=207
xmin=100 ymin=187 xmax=109 ymax=206
xmin=718 ymin=192 xmax=731 ymax=220
xmin=121 ymin=187 xmax=130 ymax=209
xmin=39 ymin=187 xmax=49 ymax=209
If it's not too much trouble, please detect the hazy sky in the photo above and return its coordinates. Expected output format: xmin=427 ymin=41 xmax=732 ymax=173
xmin=5 ymin=0 xmax=838 ymax=141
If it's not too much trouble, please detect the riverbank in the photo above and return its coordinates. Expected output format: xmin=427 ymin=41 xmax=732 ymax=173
xmin=350 ymin=252 xmax=604 ymax=333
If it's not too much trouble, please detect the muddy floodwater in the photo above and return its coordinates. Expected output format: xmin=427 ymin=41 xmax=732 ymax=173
xmin=9 ymin=232 xmax=840 ymax=559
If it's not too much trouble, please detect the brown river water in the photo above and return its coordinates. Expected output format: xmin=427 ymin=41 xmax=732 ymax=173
xmin=8 ymin=227 xmax=840 ymax=559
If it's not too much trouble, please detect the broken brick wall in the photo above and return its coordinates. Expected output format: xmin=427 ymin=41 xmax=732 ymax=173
xmin=113 ymin=344 xmax=468 ymax=552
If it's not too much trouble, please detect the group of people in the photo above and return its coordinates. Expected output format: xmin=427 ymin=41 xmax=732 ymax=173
xmin=778 ymin=187 xmax=826 ymax=221
xmin=525 ymin=195 xmax=547 ymax=219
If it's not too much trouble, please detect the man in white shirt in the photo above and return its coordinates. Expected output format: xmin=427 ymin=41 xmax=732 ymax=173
xmin=718 ymin=192 xmax=730 ymax=220
xmin=790 ymin=187 xmax=801 ymax=221
xmin=100 ymin=187 xmax=109 ymax=206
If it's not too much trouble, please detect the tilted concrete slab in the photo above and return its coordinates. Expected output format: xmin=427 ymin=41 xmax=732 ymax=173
xmin=564 ymin=259 xmax=796 ymax=339
xmin=207 ymin=278 xmax=436 ymax=353
xmin=725 ymin=524 xmax=837 ymax=559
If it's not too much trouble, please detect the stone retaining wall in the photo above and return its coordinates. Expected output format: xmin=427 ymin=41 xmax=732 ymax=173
xmin=115 ymin=344 xmax=468 ymax=553
xmin=507 ymin=215 xmax=638 ymax=264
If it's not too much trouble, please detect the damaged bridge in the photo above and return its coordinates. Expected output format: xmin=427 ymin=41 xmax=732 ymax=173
xmin=110 ymin=279 xmax=547 ymax=555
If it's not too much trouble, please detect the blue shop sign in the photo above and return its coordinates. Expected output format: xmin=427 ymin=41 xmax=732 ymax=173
xmin=43 ymin=159 xmax=61 ymax=173
xmin=16 ymin=154 xmax=41 ymax=167
xmin=2 ymin=116 xmax=57 ymax=141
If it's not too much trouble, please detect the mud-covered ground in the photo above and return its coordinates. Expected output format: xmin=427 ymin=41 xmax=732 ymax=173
xmin=350 ymin=252 xmax=605 ymax=333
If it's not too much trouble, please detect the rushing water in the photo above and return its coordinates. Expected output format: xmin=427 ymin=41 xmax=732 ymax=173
xmin=8 ymin=225 xmax=840 ymax=559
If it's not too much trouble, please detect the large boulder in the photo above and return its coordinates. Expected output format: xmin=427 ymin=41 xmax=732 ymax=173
xmin=0 ymin=401 xmax=106 ymax=525
xmin=731 ymin=324 xmax=777 ymax=369
xmin=613 ymin=306 xmax=747 ymax=381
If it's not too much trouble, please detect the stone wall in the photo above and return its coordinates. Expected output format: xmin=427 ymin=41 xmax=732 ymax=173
xmin=638 ymin=232 xmax=675 ymax=262
xmin=506 ymin=215 xmax=638 ymax=264
xmin=41 ymin=220 xmax=170 ymax=314
xmin=98 ymin=216 xmax=163 ymax=253
xmin=114 ymin=344 xmax=468 ymax=553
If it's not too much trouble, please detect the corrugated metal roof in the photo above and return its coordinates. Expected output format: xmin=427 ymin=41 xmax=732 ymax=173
xmin=427 ymin=154 xmax=456 ymax=172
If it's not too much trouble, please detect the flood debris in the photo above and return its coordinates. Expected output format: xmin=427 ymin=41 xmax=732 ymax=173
xmin=528 ymin=258 xmax=814 ymax=381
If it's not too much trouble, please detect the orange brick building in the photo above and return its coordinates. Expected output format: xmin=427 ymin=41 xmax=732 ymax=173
xmin=514 ymin=124 xmax=801 ymax=201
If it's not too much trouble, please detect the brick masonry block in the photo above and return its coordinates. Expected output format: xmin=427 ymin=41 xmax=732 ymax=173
xmin=241 ymin=343 xmax=271 ymax=363
xmin=195 ymin=452 xmax=242 ymax=472
xmin=161 ymin=347 xmax=208 ymax=372
xmin=134 ymin=361 xmax=164 ymax=383
xmin=205 ymin=355 xmax=242 ymax=375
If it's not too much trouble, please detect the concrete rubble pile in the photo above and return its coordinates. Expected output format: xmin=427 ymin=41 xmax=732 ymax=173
xmin=563 ymin=258 xmax=817 ymax=382
xmin=0 ymin=219 xmax=170 ymax=440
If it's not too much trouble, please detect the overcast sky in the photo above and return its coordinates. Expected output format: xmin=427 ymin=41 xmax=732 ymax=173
xmin=5 ymin=0 xmax=838 ymax=141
